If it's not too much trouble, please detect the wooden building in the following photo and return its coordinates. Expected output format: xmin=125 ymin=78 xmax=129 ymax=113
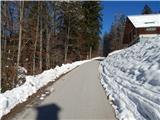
xmin=123 ymin=14 xmax=160 ymax=46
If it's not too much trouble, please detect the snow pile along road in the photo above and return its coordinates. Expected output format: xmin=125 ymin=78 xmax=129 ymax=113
xmin=0 ymin=57 xmax=101 ymax=119
xmin=100 ymin=36 xmax=160 ymax=120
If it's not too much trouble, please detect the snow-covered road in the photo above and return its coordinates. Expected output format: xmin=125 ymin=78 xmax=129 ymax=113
xmin=8 ymin=60 xmax=116 ymax=120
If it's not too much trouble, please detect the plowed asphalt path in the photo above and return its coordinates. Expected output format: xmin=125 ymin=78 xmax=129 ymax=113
xmin=11 ymin=60 xmax=116 ymax=120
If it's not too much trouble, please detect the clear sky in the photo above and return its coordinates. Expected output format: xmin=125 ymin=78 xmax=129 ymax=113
xmin=101 ymin=1 xmax=160 ymax=36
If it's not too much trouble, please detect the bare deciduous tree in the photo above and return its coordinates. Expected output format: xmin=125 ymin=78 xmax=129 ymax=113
xmin=39 ymin=2 xmax=43 ymax=72
xmin=33 ymin=2 xmax=39 ymax=75
xmin=17 ymin=1 xmax=24 ymax=67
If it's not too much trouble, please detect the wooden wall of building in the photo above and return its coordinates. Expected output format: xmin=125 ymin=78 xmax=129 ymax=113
xmin=138 ymin=27 xmax=160 ymax=34
xmin=123 ymin=18 xmax=135 ymax=44
xmin=123 ymin=17 xmax=160 ymax=45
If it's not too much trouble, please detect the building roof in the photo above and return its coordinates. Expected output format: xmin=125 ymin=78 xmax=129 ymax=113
xmin=128 ymin=14 xmax=160 ymax=28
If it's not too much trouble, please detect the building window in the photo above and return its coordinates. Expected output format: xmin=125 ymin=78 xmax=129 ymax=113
xmin=144 ymin=21 xmax=155 ymax=24
xmin=146 ymin=27 xmax=156 ymax=31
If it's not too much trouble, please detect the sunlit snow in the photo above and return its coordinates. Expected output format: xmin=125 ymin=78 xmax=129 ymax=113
xmin=100 ymin=36 xmax=160 ymax=120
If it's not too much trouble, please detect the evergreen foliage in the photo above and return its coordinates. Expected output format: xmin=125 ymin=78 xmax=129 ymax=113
xmin=103 ymin=32 xmax=110 ymax=56
xmin=1 ymin=1 xmax=102 ymax=92
xmin=141 ymin=4 xmax=153 ymax=14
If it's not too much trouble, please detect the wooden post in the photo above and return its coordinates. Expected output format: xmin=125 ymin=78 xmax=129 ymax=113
xmin=89 ymin=46 xmax=92 ymax=59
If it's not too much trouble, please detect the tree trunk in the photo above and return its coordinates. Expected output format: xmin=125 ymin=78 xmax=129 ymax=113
xmin=46 ymin=25 xmax=51 ymax=69
xmin=33 ymin=2 xmax=39 ymax=75
xmin=3 ymin=2 xmax=7 ymax=55
xmin=16 ymin=1 xmax=24 ymax=87
xmin=39 ymin=3 xmax=43 ymax=72
xmin=64 ymin=14 xmax=70 ymax=63
xmin=2 ymin=2 xmax=7 ymax=84
xmin=17 ymin=1 xmax=24 ymax=67
xmin=50 ymin=6 xmax=55 ymax=67
xmin=89 ymin=46 xmax=92 ymax=59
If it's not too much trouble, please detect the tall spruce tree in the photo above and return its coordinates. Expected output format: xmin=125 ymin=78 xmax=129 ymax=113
xmin=141 ymin=4 xmax=153 ymax=14
xmin=59 ymin=1 xmax=82 ymax=62
xmin=82 ymin=1 xmax=102 ymax=58
xmin=103 ymin=32 xmax=110 ymax=57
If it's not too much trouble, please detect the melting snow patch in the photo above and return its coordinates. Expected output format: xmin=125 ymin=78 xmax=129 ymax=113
xmin=100 ymin=36 xmax=160 ymax=120
xmin=50 ymin=87 xmax=55 ymax=92
xmin=40 ymin=97 xmax=44 ymax=100
xmin=41 ymin=94 xmax=46 ymax=97
xmin=45 ymin=91 xmax=50 ymax=95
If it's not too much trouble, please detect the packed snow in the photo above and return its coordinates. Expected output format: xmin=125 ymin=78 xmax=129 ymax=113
xmin=100 ymin=36 xmax=160 ymax=120
xmin=0 ymin=57 xmax=101 ymax=119
xmin=128 ymin=14 xmax=160 ymax=28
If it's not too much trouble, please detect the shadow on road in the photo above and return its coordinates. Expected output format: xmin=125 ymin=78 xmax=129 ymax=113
xmin=95 ymin=58 xmax=104 ymax=62
xmin=36 ymin=103 xmax=61 ymax=120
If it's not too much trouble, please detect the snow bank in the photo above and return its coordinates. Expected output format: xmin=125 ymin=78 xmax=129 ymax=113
xmin=0 ymin=57 xmax=101 ymax=119
xmin=108 ymin=49 xmax=123 ymax=56
xmin=99 ymin=36 xmax=160 ymax=120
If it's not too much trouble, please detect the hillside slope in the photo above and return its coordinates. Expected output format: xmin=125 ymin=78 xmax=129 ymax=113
xmin=100 ymin=36 xmax=160 ymax=120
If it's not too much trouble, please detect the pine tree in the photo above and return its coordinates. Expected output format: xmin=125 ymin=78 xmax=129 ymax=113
xmin=82 ymin=1 xmax=102 ymax=58
xmin=141 ymin=4 xmax=153 ymax=14
xmin=58 ymin=1 xmax=83 ymax=62
xmin=103 ymin=32 xmax=110 ymax=56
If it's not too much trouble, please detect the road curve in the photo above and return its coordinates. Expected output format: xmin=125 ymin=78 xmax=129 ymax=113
xmin=11 ymin=60 xmax=116 ymax=120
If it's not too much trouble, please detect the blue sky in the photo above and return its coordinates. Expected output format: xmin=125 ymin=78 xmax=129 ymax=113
xmin=101 ymin=1 xmax=160 ymax=36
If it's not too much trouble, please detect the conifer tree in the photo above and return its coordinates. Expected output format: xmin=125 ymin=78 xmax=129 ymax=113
xmin=141 ymin=4 xmax=153 ymax=14
xmin=103 ymin=32 xmax=111 ymax=56
xmin=82 ymin=1 xmax=102 ymax=58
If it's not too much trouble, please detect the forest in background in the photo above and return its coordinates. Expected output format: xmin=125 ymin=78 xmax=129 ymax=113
xmin=1 ymin=1 xmax=102 ymax=92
